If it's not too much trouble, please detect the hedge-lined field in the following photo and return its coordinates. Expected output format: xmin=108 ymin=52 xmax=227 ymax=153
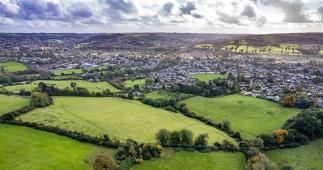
xmin=0 ymin=61 xmax=27 ymax=72
xmin=190 ymin=73 xmax=227 ymax=81
xmin=1 ymin=80 xmax=120 ymax=93
xmin=124 ymin=79 xmax=145 ymax=88
xmin=52 ymin=68 xmax=83 ymax=76
xmin=0 ymin=124 xmax=114 ymax=170
xmin=132 ymin=150 xmax=245 ymax=170
xmin=144 ymin=91 xmax=192 ymax=100
xmin=0 ymin=94 xmax=29 ymax=116
xmin=181 ymin=95 xmax=301 ymax=139
xmin=18 ymin=96 xmax=235 ymax=144
xmin=266 ymin=138 xmax=323 ymax=170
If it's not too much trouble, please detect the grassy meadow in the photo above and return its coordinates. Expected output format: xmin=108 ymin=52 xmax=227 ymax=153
xmin=132 ymin=150 xmax=245 ymax=170
xmin=190 ymin=73 xmax=227 ymax=81
xmin=18 ymin=96 xmax=235 ymax=144
xmin=1 ymin=80 xmax=120 ymax=93
xmin=0 ymin=94 xmax=29 ymax=115
xmin=266 ymin=138 xmax=323 ymax=170
xmin=0 ymin=124 xmax=114 ymax=170
xmin=181 ymin=95 xmax=302 ymax=139
xmin=53 ymin=68 xmax=83 ymax=76
xmin=124 ymin=78 xmax=145 ymax=88
xmin=144 ymin=91 xmax=193 ymax=100
xmin=0 ymin=61 xmax=27 ymax=72
xmin=224 ymin=43 xmax=302 ymax=55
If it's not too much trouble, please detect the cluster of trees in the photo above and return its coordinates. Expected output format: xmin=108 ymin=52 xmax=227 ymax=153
xmin=115 ymin=139 xmax=162 ymax=170
xmin=156 ymin=129 xmax=204 ymax=148
xmin=140 ymin=98 xmax=177 ymax=112
xmin=177 ymin=103 xmax=242 ymax=141
xmin=172 ymin=78 xmax=239 ymax=97
xmin=0 ymin=69 xmax=50 ymax=84
xmin=30 ymin=92 xmax=53 ymax=107
xmin=258 ymin=108 xmax=323 ymax=149
xmin=156 ymin=129 xmax=238 ymax=152
xmin=282 ymin=95 xmax=314 ymax=109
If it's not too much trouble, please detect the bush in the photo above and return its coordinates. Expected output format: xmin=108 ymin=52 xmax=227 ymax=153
xmin=156 ymin=129 xmax=171 ymax=146
xmin=30 ymin=92 xmax=53 ymax=107
xmin=93 ymin=154 xmax=117 ymax=170
xmin=194 ymin=134 xmax=208 ymax=150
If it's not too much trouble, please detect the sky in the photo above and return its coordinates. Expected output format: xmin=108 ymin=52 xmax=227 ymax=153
xmin=0 ymin=0 xmax=323 ymax=33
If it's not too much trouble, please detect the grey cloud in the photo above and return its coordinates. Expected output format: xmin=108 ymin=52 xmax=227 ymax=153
xmin=105 ymin=0 xmax=137 ymax=22
xmin=319 ymin=7 xmax=323 ymax=21
xmin=192 ymin=13 xmax=203 ymax=18
xmin=260 ymin=0 xmax=312 ymax=23
xmin=70 ymin=4 xmax=92 ymax=18
xmin=241 ymin=5 xmax=256 ymax=18
xmin=105 ymin=0 xmax=136 ymax=14
xmin=179 ymin=1 xmax=203 ymax=19
xmin=161 ymin=2 xmax=174 ymax=16
xmin=217 ymin=12 xmax=240 ymax=24
xmin=180 ymin=1 xmax=196 ymax=15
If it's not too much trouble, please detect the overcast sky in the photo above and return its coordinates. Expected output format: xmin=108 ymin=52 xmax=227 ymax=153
xmin=0 ymin=0 xmax=323 ymax=33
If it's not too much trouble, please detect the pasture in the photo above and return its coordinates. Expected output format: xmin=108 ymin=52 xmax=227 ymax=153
xmin=144 ymin=90 xmax=192 ymax=100
xmin=132 ymin=150 xmax=245 ymax=170
xmin=181 ymin=95 xmax=301 ymax=139
xmin=190 ymin=73 xmax=227 ymax=81
xmin=1 ymin=80 xmax=120 ymax=93
xmin=124 ymin=78 xmax=146 ymax=88
xmin=266 ymin=138 xmax=323 ymax=170
xmin=224 ymin=43 xmax=302 ymax=55
xmin=53 ymin=68 xmax=83 ymax=76
xmin=0 ymin=61 xmax=27 ymax=72
xmin=0 ymin=94 xmax=29 ymax=116
xmin=18 ymin=96 xmax=235 ymax=144
xmin=0 ymin=124 xmax=114 ymax=170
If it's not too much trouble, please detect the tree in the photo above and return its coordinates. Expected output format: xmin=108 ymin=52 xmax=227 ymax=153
xmin=30 ymin=92 xmax=53 ymax=107
xmin=246 ymin=152 xmax=275 ymax=170
xmin=194 ymin=133 xmax=208 ymax=149
xmin=93 ymin=154 xmax=117 ymax=170
xmin=38 ymin=82 xmax=48 ymax=92
xmin=273 ymin=129 xmax=288 ymax=144
xmin=70 ymin=82 xmax=77 ymax=91
xmin=142 ymin=143 xmax=163 ymax=160
xmin=282 ymin=96 xmax=295 ymax=107
xmin=180 ymin=129 xmax=194 ymax=146
xmin=169 ymin=131 xmax=182 ymax=146
xmin=128 ymin=91 xmax=134 ymax=99
xmin=156 ymin=129 xmax=171 ymax=146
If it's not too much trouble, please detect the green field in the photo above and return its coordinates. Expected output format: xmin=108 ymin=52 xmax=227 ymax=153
xmin=266 ymin=138 xmax=323 ymax=170
xmin=224 ymin=43 xmax=302 ymax=55
xmin=195 ymin=44 xmax=214 ymax=49
xmin=1 ymin=80 xmax=120 ymax=93
xmin=132 ymin=150 xmax=245 ymax=170
xmin=0 ymin=94 xmax=29 ymax=115
xmin=145 ymin=91 xmax=193 ymax=100
xmin=181 ymin=95 xmax=301 ymax=139
xmin=0 ymin=61 xmax=27 ymax=72
xmin=0 ymin=124 xmax=114 ymax=170
xmin=124 ymin=79 xmax=146 ymax=88
xmin=190 ymin=73 xmax=227 ymax=81
xmin=18 ymin=97 xmax=234 ymax=144
xmin=53 ymin=68 xmax=83 ymax=76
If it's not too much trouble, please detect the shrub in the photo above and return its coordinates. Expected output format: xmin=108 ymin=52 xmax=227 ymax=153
xmin=30 ymin=92 xmax=53 ymax=107
xmin=93 ymin=154 xmax=117 ymax=170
